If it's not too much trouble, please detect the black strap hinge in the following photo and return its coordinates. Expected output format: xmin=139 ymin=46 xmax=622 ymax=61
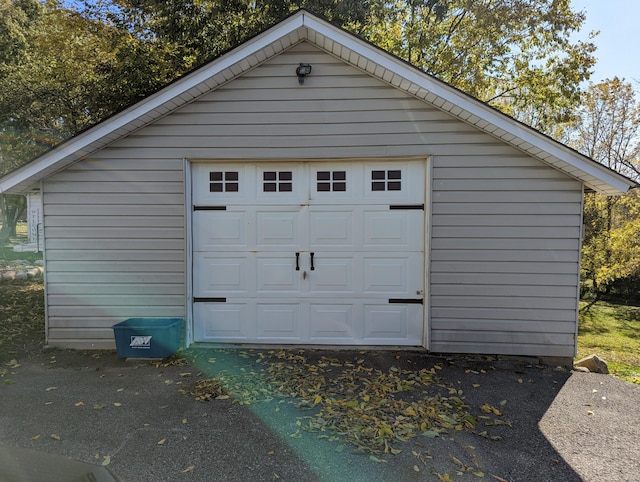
xmin=388 ymin=298 xmax=423 ymax=304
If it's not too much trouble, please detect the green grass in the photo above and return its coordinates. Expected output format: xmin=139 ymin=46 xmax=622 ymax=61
xmin=0 ymin=222 xmax=43 ymax=265
xmin=578 ymin=301 xmax=640 ymax=384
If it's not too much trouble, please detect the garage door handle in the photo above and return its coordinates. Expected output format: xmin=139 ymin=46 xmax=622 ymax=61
xmin=295 ymin=252 xmax=300 ymax=271
xmin=310 ymin=252 xmax=315 ymax=270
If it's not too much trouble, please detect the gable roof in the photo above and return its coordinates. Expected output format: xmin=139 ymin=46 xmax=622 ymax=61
xmin=0 ymin=10 xmax=635 ymax=195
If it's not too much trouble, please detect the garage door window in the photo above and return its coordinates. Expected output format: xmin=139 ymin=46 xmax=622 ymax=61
xmin=371 ymin=170 xmax=402 ymax=191
xmin=209 ymin=171 xmax=239 ymax=192
xmin=317 ymin=170 xmax=346 ymax=192
xmin=263 ymin=171 xmax=293 ymax=192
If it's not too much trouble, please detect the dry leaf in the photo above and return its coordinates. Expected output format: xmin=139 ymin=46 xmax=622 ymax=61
xmin=182 ymin=418 xmax=188 ymax=424
xmin=50 ymin=434 xmax=61 ymax=441
xmin=74 ymin=401 xmax=84 ymax=407
xmin=102 ymin=456 xmax=111 ymax=466
xmin=157 ymin=439 xmax=166 ymax=445
xmin=413 ymin=465 xmax=420 ymax=472
xmin=181 ymin=465 xmax=195 ymax=473
xmin=31 ymin=434 xmax=41 ymax=440
xmin=369 ymin=455 xmax=387 ymax=463
xmin=45 ymin=386 xmax=57 ymax=391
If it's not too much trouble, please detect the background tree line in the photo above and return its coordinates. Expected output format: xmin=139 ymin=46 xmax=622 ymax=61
xmin=1 ymin=0 xmax=639 ymax=300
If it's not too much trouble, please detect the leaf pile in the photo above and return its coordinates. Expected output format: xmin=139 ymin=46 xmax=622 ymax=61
xmin=188 ymin=349 xmax=504 ymax=455
xmin=191 ymin=378 xmax=229 ymax=402
xmin=263 ymin=350 xmax=476 ymax=454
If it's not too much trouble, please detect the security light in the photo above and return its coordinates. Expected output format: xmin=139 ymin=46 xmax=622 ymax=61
xmin=296 ymin=63 xmax=312 ymax=84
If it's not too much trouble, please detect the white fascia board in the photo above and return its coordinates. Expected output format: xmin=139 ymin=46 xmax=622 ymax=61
xmin=1 ymin=13 xmax=307 ymax=194
xmin=303 ymin=15 xmax=633 ymax=194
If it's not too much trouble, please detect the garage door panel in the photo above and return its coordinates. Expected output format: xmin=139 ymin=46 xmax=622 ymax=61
xmin=256 ymin=208 xmax=303 ymax=248
xmin=309 ymin=303 xmax=357 ymax=340
xmin=193 ymin=211 xmax=248 ymax=249
xmin=308 ymin=254 xmax=355 ymax=294
xmin=363 ymin=210 xmax=423 ymax=249
xmin=194 ymin=302 xmax=249 ymax=340
xmin=257 ymin=303 xmax=302 ymax=340
xmin=193 ymin=254 xmax=251 ymax=296
xmin=309 ymin=209 xmax=355 ymax=248
xmin=256 ymin=255 xmax=300 ymax=294
xmin=363 ymin=303 xmax=422 ymax=344
xmin=363 ymin=162 xmax=425 ymax=204
xmin=363 ymin=255 xmax=422 ymax=294
xmin=191 ymin=163 xmax=245 ymax=205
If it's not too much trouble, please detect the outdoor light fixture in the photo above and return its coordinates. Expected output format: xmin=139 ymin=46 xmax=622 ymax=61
xmin=296 ymin=63 xmax=312 ymax=84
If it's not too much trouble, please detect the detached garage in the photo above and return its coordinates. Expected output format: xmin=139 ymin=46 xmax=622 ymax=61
xmin=0 ymin=11 xmax=634 ymax=359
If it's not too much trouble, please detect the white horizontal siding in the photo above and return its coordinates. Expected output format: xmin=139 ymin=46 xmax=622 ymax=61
xmin=429 ymin=153 xmax=582 ymax=358
xmin=42 ymin=41 xmax=583 ymax=355
xmin=43 ymin=156 xmax=185 ymax=348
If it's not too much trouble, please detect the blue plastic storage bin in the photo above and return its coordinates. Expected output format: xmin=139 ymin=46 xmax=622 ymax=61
xmin=113 ymin=318 xmax=183 ymax=358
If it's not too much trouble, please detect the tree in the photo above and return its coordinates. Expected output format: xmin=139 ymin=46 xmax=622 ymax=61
xmin=570 ymin=77 xmax=640 ymax=179
xmin=0 ymin=0 xmax=143 ymax=238
xmin=359 ymin=0 xmax=596 ymax=132
xmin=572 ymin=79 xmax=640 ymax=299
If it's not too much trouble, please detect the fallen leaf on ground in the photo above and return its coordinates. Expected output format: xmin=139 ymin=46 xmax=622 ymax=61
xmin=157 ymin=439 xmax=166 ymax=445
xmin=45 ymin=386 xmax=57 ymax=391
xmin=31 ymin=434 xmax=41 ymax=440
xmin=369 ymin=455 xmax=387 ymax=463
xmin=181 ymin=465 xmax=195 ymax=473
xmin=101 ymin=456 xmax=111 ymax=466
xmin=50 ymin=434 xmax=61 ymax=441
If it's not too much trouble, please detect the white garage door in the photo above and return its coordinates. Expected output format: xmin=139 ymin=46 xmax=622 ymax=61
xmin=190 ymin=160 xmax=425 ymax=345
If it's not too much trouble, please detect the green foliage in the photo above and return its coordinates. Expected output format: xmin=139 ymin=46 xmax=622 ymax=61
xmin=575 ymin=79 xmax=640 ymax=301
xmin=360 ymin=0 xmax=596 ymax=132
xmin=582 ymin=192 xmax=640 ymax=300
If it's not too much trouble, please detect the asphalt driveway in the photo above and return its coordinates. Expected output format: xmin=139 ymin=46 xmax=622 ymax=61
xmin=1 ymin=348 xmax=639 ymax=482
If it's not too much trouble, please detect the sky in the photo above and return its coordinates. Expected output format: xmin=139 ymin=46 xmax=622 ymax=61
xmin=570 ymin=0 xmax=640 ymax=84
